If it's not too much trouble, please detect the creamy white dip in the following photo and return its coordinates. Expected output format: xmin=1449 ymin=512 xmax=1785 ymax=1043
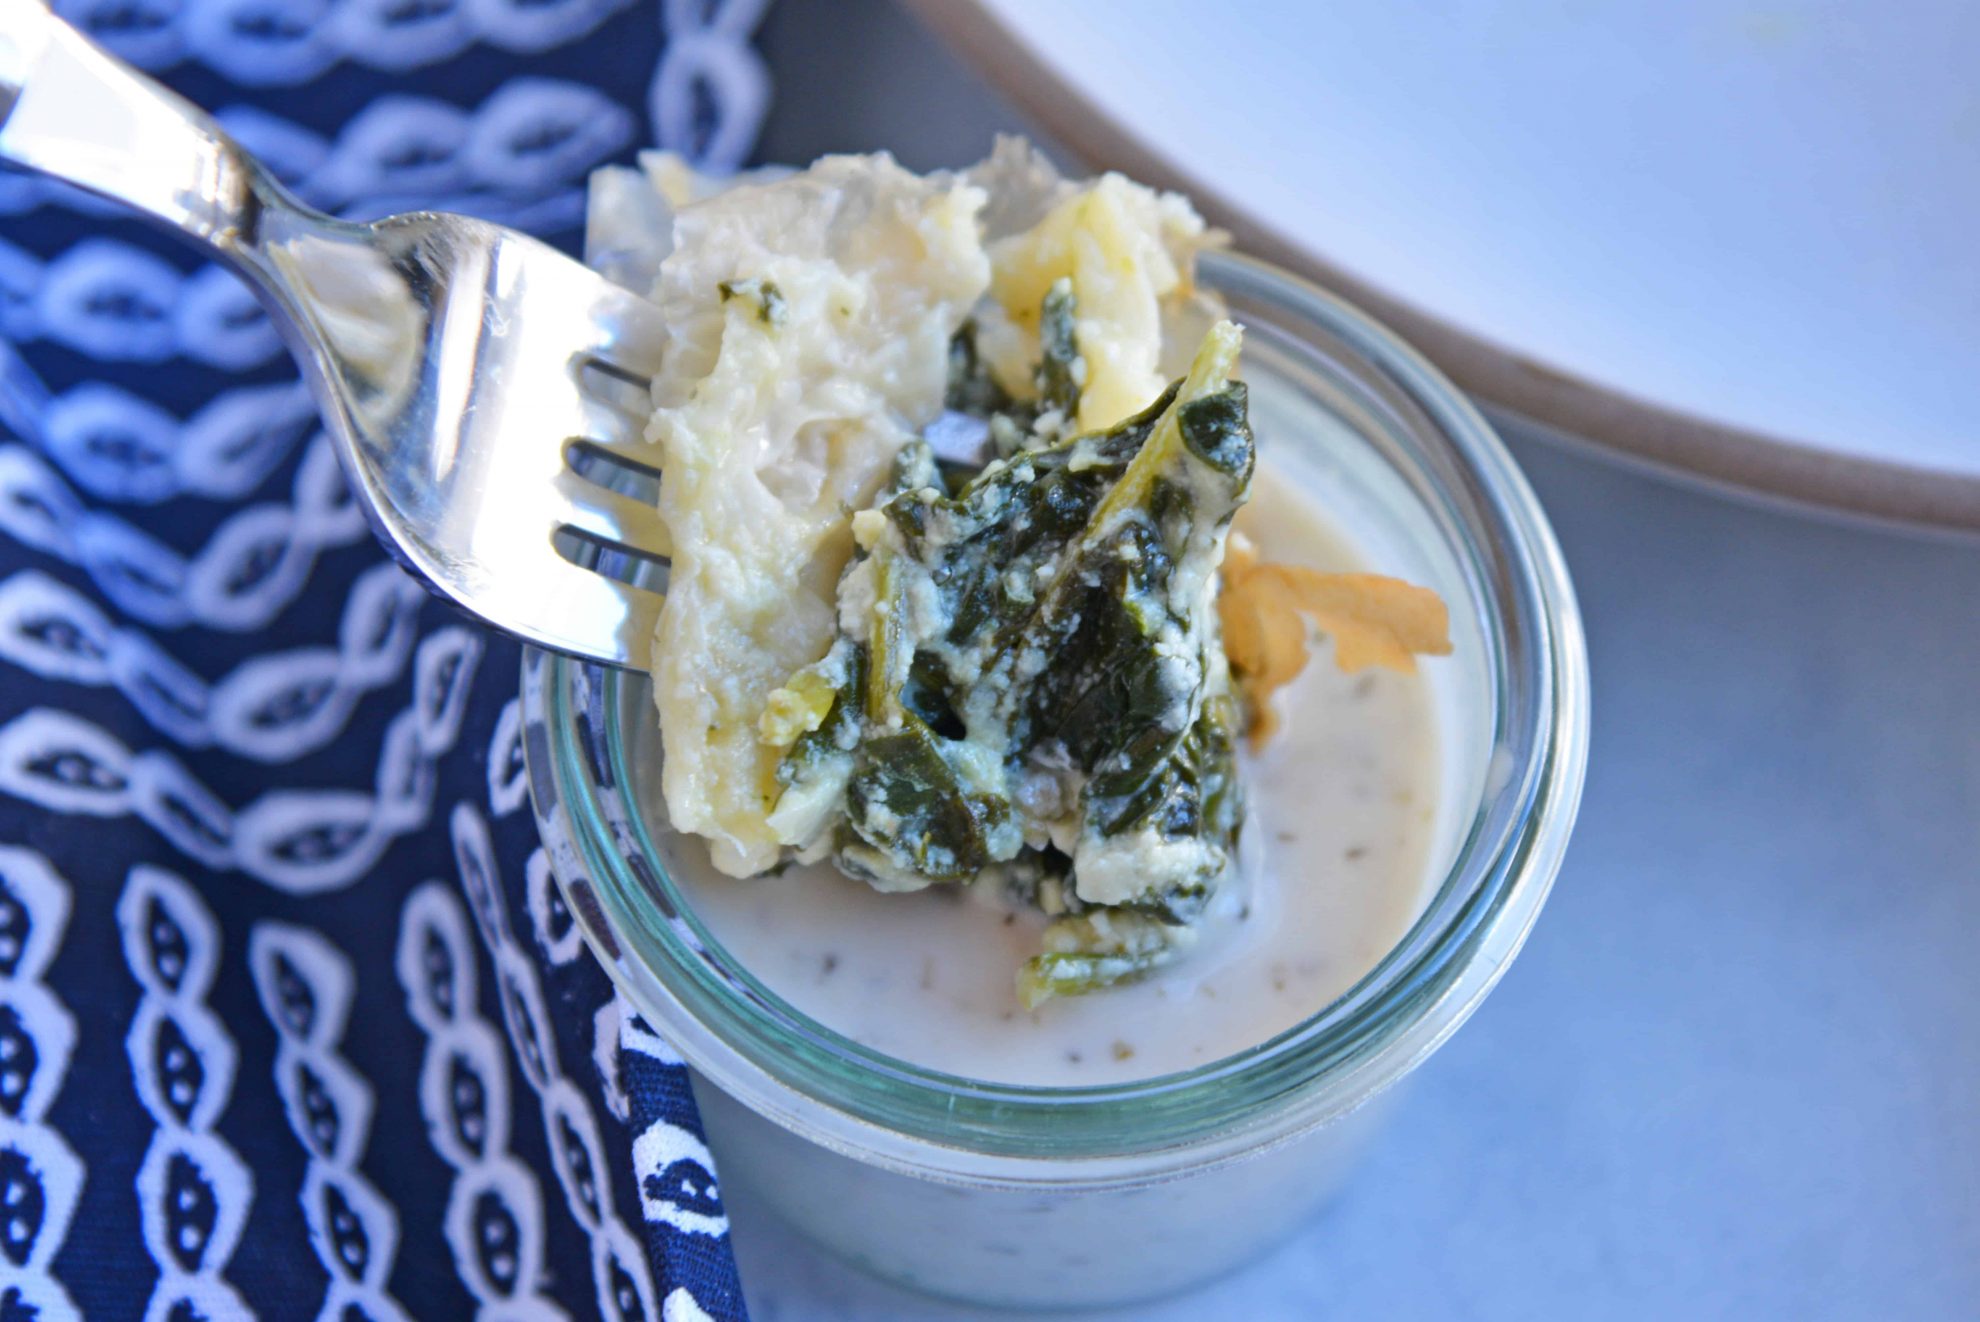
xmin=666 ymin=466 xmax=1440 ymax=1084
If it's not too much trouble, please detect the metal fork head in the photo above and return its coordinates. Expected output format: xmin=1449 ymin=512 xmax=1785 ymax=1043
xmin=0 ymin=3 xmax=675 ymax=670
xmin=257 ymin=208 xmax=674 ymax=670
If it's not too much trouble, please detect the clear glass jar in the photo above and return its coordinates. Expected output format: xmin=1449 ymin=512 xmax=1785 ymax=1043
xmin=522 ymin=251 xmax=1590 ymax=1310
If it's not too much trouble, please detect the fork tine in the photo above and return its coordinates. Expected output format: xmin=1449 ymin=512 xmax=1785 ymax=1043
xmin=577 ymin=356 xmax=654 ymax=408
xmin=574 ymin=396 xmax=666 ymax=475
xmin=581 ymin=281 xmax=667 ymax=381
xmin=553 ymin=468 xmax=673 ymax=558
xmin=579 ymin=434 xmax=667 ymax=479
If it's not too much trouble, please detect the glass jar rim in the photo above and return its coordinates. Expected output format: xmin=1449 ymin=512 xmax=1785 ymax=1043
xmin=524 ymin=251 xmax=1590 ymax=1181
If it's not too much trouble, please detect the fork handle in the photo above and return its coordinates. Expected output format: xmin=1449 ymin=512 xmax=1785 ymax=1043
xmin=0 ymin=1 xmax=288 ymax=254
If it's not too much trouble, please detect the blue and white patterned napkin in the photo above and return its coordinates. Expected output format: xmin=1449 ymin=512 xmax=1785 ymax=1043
xmin=0 ymin=1 xmax=770 ymax=1315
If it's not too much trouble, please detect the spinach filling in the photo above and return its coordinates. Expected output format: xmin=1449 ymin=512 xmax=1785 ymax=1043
xmin=762 ymin=286 xmax=1254 ymax=1003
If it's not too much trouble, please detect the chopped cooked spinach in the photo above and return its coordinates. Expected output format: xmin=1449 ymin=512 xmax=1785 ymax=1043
xmin=944 ymin=278 xmax=1085 ymax=457
xmin=1034 ymin=276 xmax=1083 ymax=418
xmin=1015 ymin=911 xmax=1192 ymax=1009
xmin=762 ymin=296 xmax=1254 ymax=1001
xmin=716 ymin=277 xmax=786 ymax=325
xmin=842 ymin=723 xmax=1005 ymax=882
xmin=946 ymin=320 xmax=1019 ymax=419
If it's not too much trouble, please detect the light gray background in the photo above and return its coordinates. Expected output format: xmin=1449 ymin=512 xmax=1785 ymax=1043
xmin=728 ymin=4 xmax=1980 ymax=1317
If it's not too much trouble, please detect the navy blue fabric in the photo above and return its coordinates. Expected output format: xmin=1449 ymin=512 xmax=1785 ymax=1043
xmin=0 ymin=1 xmax=767 ymax=1315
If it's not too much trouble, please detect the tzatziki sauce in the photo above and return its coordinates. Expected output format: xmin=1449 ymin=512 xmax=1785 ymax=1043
xmin=665 ymin=467 xmax=1441 ymax=1085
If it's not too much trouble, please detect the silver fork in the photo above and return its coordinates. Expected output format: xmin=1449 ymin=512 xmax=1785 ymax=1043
xmin=0 ymin=2 xmax=672 ymax=668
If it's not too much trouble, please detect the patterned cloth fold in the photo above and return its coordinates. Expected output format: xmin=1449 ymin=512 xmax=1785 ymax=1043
xmin=0 ymin=1 xmax=769 ymax=1315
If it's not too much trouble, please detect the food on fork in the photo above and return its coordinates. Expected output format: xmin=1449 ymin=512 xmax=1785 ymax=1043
xmin=586 ymin=141 xmax=1450 ymax=1022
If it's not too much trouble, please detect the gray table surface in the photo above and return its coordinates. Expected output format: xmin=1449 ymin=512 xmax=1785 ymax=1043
xmin=728 ymin=5 xmax=1980 ymax=1317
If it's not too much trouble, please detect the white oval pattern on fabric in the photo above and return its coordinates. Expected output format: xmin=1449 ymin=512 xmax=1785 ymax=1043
xmin=663 ymin=1285 xmax=717 ymax=1322
xmin=0 ymin=440 xmax=365 ymax=631
xmin=250 ymin=921 xmax=413 ymax=1321
xmin=0 ymin=562 xmax=425 ymax=761
xmin=0 ymin=625 xmax=481 ymax=893
xmin=0 ymin=77 xmax=637 ymax=358
xmin=617 ymin=1004 xmax=686 ymax=1071
xmin=398 ymin=880 xmax=570 ymax=1320
xmin=119 ymin=866 xmax=257 ymax=1320
xmin=631 ymin=1118 xmax=725 ymax=1241
xmin=30 ymin=380 xmax=315 ymax=504
xmin=591 ymin=999 xmax=633 ymax=1126
xmin=618 ymin=1004 xmax=725 ymax=1242
xmin=57 ymin=0 xmax=639 ymax=86
xmin=0 ymin=849 xmax=82 ymax=1321
xmin=451 ymin=803 xmax=661 ymax=1322
xmin=0 ymin=0 xmax=771 ymax=1311
xmin=486 ymin=698 xmax=529 ymax=819
xmin=526 ymin=848 xmax=584 ymax=968
xmin=651 ymin=0 xmax=771 ymax=177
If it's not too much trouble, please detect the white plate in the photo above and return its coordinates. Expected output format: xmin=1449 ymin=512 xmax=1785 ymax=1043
xmin=909 ymin=0 xmax=1980 ymax=532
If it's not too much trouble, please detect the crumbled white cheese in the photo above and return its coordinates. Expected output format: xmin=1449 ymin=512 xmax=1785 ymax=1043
xmin=1073 ymin=829 xmax=1219 ymax=907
